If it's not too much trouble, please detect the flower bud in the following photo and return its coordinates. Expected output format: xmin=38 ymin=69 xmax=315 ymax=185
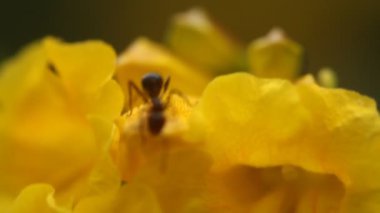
xmin=165 ymin=8 xmax=244 ymax=74
xmin=248 ymin=28 xmax=303 ymax=80
xmin=317 ymin=67 xmax=338 ymax=88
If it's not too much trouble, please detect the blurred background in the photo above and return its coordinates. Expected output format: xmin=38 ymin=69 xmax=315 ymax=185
xmin=1 ymin=0 xmax=379 ymax=101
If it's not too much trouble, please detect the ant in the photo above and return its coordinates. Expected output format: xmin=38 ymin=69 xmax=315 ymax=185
xmin=127 ymin=72 xmax=173 ymax=136
xmin=126 ymin=72 xmax=191 ymax=173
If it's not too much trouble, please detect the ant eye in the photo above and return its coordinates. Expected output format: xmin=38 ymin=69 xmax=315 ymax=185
xmin=141 ymin=73 xmax=163 ymax=97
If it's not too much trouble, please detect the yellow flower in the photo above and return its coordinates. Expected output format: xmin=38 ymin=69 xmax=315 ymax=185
xmin=0 ymin=37 xmax=123 ymax=210
xmin=1 ymin=11 xmax=377 ymax=212
xmin=73 ymin=27 xmax=377 ymax=211
xmin=81 ymin=71 xmax=380 ymax=213
xmin=188 ymin=73 xmax=380 ymax=212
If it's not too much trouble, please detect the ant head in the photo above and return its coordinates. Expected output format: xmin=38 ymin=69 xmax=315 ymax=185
xmin=141 ymin=72 xmax=163 ymax=98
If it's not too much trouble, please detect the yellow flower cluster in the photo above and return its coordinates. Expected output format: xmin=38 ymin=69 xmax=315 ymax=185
xmin=1 ymin=8 xmax=379 ymax=213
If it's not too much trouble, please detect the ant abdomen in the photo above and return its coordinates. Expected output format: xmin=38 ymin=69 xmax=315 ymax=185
xmin=148 ymin=112 xmax=166 ymax=135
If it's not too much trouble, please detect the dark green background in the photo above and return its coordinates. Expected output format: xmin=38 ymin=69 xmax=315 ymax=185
xmin=1 ymin=0 xmax=379 ymax=102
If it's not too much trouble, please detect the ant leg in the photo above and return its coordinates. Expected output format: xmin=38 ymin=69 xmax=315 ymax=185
xmin=165 ymin=88 xmax=192 ymax=108
xmin=163 ymin=76 xmax=171 ymax=94
xmin=127 ymin=80 xmax=149 ymax=116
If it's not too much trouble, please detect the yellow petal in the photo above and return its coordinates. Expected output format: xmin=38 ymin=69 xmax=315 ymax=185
xmin=0 ymin=73 xmax=97 ymax=197
xmin=296 ymin=79 xmax=380 ymax=187
xmin=0 ymin=40 xmax=115 ymax=204
xmin=0 ymin=41 xmax=46 ymax=130
xmin=340 ymin=191 xmax=380 ymax=213
xmin=73 ymin=153 xmax=122 ymax=213
xmin=115 ymin=37 xmax=211 ymax=109
xmin=85 ymin=80 xmax=124 ymax=121
xmin=43 ymin=37 xmax=124 ymax=120
xmin=166 ymin=8 xmax=245 ymax=73
xmin=75 ymin=132 xmax=160 ymax=213
xmin=6 ymin=184 xmax=70 ymax=213
xmin=74 ymin=183 xmax=162 ymax=213
xmin=247 ymin=28 xmax=303 ymax=80
xmin=189 ymin=72 xmax=380 ymax=212
xmin=115 ymin=184 xmax=162 ymax=213
xmin=133 ymin=148 xmax=212 ymax=213
xmin=43 ymin=37 xmax=116 ymax=94
xmin=189 ymin=72 xmax=309 ymax=168
xmin=249 ymin=187 xmax=287 ymax=213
